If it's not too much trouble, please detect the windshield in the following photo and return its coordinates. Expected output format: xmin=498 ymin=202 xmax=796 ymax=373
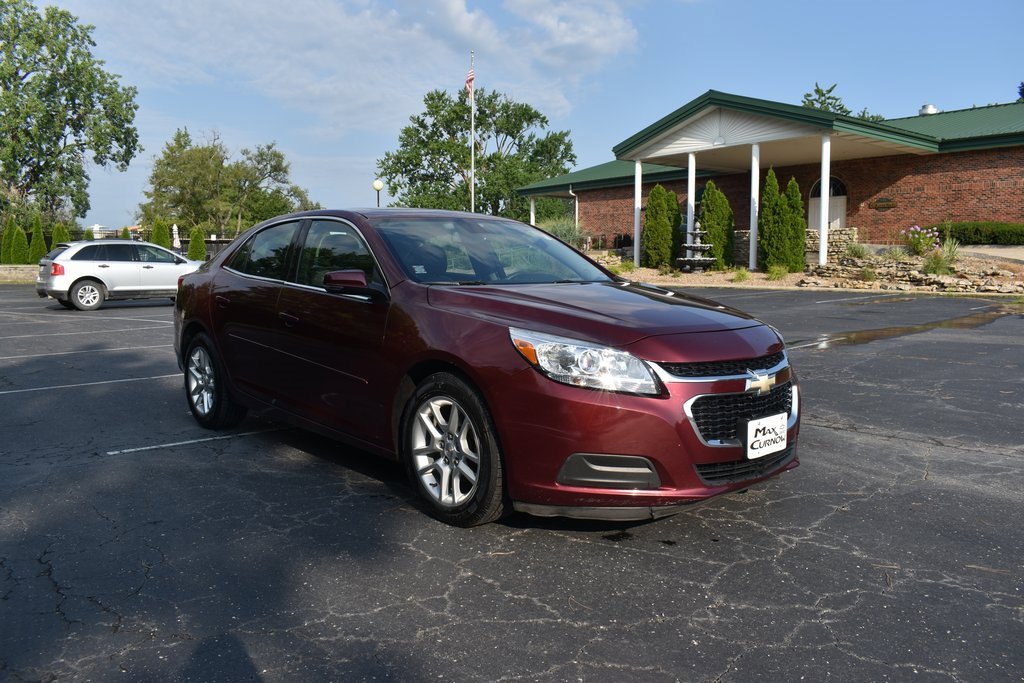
xmin=370 ymin=216 xmax=612 ymax=285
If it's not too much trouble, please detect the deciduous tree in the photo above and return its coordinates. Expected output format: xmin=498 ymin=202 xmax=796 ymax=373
xmin=377 ymin=88 xmax=575 ymax=222
xmin=0 ymin=0 xmax=139 ymax=217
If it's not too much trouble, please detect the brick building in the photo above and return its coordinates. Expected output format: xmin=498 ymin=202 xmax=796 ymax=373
xmin=519 ymin=91 xmax=1024 ymax=267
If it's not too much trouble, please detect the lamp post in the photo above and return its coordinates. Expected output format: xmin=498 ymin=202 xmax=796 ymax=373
xmin=372 ymin=179 xmax=384 ymax=207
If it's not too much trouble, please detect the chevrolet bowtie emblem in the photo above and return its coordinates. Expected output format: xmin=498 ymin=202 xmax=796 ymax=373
xmin=745 ymin=370 xmax=776 ymax=396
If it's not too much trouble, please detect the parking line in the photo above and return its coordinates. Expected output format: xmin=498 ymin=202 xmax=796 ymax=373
xmin=0 ymin=326 xmax=170 ymax=340
xmin=0 ymin=344 xmax=172 ymax=361
xmin=0 ymin=373 xmax=180 ymax=396
xmin=105 ymin=428 xmax=284 ymax=455
xmin=1 ymin=308 xmax=174 ymax=325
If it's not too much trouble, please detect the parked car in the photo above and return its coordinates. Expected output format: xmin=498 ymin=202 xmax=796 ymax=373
xmin=174 ymin=209 xmax=800 ymax=526
xmin=36 ymin=239 xmax=203 ymax=311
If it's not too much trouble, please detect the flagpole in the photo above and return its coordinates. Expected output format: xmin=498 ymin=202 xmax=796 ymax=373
xmin=469 ymin=51 xmax=475 ymax=213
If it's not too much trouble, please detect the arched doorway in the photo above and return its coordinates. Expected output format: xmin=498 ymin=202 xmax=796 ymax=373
xmin=808 ymin=177 xmax=847 ymax=230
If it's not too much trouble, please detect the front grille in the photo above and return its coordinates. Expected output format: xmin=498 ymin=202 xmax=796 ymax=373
xmin=659 ymin=351 xmax=785 ymax=379
xmin=694 ymin=447 xmax=796 ymax=485
xmin=689 ymin=381 xmax=793 ymax=443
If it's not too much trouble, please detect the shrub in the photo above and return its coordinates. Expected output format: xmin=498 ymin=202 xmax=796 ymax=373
xmin=121 ymin=227 xmax=131 ymax=239
xmin=699 ymin=180 xmax=733 ymax=269
xmin=859 ymin=267 xmax=877 ymax=282
xmin=51 ymin=223 xmax=72 ymax=246
xmin=923 ymin=250 xmax=953 ymax=275
xmin=879 ymin=246 xmax=908 ymax=261
xmin=931 ymin=221 xmax=1024 ymax=245
xmin=900 ymin=225 xmax=940 ymax=256
xmin=758 ymin=169 xmax=788 ymax=270
xmin=941 ymin=237 xmax=960 ymax=264
xmin=665 ymin=189 xmax=682 ymax=262
xmin=641 ymin=185 xmax=673 ymax=268
xmin=151 ymin=217 xmax=172 ymax=248
xmin=187 ymin=225 xmax=208 ymax=260
xmin=0 ymin=214 xmax=15 ymax=264
xmin=537 ymin=216 xmax=586 ymax=249
xmin=9 ymin=225 xmax=30 ymax=264
xmin=846 ymin=242 xmax=871 ymax=259
xmin=783 ymin=177 xmax=807 ymax=272
xmin=732 ymin=267 xmax=750 ymax=283
xmin=765 ymin=264 xmax=788 ymax=281
xmin=28 ymin=214 xmax=48 ymax=263
xmin=83 ymin=228 xmax=95 ymax=240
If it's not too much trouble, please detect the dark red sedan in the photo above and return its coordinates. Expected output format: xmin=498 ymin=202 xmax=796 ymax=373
xmin=174 ymin=209 xmax=799 ymax=526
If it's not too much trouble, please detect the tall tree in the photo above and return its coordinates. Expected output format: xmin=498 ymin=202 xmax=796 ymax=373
xmin=377 ymin=88 xmax=575 ymax=221
xmin=758 ymin=169 xmax=788 ymax=270
xmin=641 ymin=184 xmax=672 ymax=268
xmin=699 ymin=181 xmax=734 ymax=269
xmin=27 ymin=212 xmax=47 ymax=262
xmin=140 ymin=129 xmax=316 ymax=234
xmin=0 ymin=0 xmax=140 ymax=217
xmin=783 ymin=177 xmax=807 ymax=272
xmin=802 ymin=82 xmax=883 ymax=121
xmin=1 ymin=214 xmax=15 ymax=263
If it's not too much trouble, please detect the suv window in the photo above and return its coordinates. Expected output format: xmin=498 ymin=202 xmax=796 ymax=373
xmin=228 ymin=221 xmax=299 ymax=280
xmin=136 ymin=244 xmax=177 ymax=263
xmin=71 ymin=244 xmax=135 ymax=261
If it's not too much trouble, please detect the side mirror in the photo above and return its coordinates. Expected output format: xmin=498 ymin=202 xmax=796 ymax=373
xmin=322 ymin=269 xmax=388 ymax=302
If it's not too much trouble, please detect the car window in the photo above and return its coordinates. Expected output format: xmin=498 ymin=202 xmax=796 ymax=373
xmin=372 ymin=216 xmax=610 ymax=285
xmin=228 ymin=221 xmax=299 ymax=280
xmin=295 ymin=220 xmax=379 ymax=288
xmin=45 ymin=245 xmax=70 ymax=260
xmin=105 ymin=244 xmax=135 ymax=261
xmin=136 ymin=245 xmax=177 ymax=263
xmin=71 ymin=245 xmax=101 ymax=261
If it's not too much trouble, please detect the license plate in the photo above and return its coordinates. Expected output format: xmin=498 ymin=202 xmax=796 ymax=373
xmin=745 ymin=413 xmax=787 ymax=459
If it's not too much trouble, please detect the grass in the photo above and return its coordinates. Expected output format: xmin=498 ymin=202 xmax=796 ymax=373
xmin=765 ymin=264 xmax=789 ymax=281
xmin=845 ymin=242 xmax=872 ymax=259
xmin=732 ymin=267 xmax=750 ymax=283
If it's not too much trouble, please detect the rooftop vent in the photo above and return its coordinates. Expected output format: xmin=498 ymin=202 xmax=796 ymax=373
xmin=919 ymin=104 xmax=939 ymax=115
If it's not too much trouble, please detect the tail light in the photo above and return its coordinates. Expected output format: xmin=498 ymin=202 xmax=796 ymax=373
xmin=50 ymin=263 xmax=65 ymax=276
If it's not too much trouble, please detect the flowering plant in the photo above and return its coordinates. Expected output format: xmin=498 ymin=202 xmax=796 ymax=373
xmin=900 ymin=225 xmax=940 ymax=256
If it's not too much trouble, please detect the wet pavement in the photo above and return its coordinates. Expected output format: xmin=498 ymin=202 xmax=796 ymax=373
xmin=1 ymin=284 xmax=1022 ymax=682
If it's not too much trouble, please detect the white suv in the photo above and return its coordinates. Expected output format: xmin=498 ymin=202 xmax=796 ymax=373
xmin=36 ymin=239 xmax=203 ymax=311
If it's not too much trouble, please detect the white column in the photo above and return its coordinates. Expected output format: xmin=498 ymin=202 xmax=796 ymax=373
xmin=686 ymin=153 xmax=696 ymax=258
xmin=529 ymin=198 xmax=536 ymax=226
xmin=633 ymin=160 xmax=642 ymax=265
xmin=749 ymin=143 xmax=760 ymax=271
xmin=818 ymin=133 xmax=832 ymax=266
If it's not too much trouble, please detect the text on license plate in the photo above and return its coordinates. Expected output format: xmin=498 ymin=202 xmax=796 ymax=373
xmin=746 ymin=413 xmax=787 ymax=460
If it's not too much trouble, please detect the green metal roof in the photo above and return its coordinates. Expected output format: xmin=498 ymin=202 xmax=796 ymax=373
xmin=518 ymin=160 xmax=715 ymax=197
xmin=883 ymin=101 xmax=1024 ymax=150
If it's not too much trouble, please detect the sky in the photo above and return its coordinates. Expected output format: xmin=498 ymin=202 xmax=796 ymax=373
xmin=53 ymin=0 xmax=1024 ymax=229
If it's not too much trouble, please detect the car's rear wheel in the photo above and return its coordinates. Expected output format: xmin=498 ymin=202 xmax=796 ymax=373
xmin=402 ymin=372 xmax=506 ymax=527
xmin=184 ymin=333 xmax=246 ymax=429
xmin=70 ymin=280 xmax=104 ymax=311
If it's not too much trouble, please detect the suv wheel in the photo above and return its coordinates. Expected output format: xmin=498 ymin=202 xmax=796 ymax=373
xmin=70 ymin=280 xmax=104 ymax=311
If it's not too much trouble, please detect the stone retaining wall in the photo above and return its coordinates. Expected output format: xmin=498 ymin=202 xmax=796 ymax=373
xmin=0 ymin=265 xmax=36 ymax=283
xmin=731 ymin=227 xmax=858 ymax=269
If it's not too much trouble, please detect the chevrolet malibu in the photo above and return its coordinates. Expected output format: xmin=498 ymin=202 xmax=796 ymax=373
xmin=174 ymin=209 xmax=799 ymax=526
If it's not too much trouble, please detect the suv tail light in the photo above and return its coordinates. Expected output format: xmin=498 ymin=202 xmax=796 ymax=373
xmin=50 ymin=263 xmax=65 ymax=276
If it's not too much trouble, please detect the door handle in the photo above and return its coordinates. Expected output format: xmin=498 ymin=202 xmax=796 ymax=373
xmin=278 ymin=312 xmax=299 ymax=327
xmin=143 ymin=265 xmax=155 ymax=269
xmin=214 ymin=295 xmax=230 ymax=309
xmin=98 ymin=264 xmax=110 ymax=268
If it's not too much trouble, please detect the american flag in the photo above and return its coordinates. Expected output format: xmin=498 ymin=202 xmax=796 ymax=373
xmin=465 ymin=68 xmax=475 ymax=98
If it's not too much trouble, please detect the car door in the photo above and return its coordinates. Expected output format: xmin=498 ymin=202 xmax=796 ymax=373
xmin=210 ymin=220 xmax=301 ymax=402
xmin=273 ymin=219 xmax=392 ymax=443
xmin=135 ymin=243 xmax=194 ymax=293
xmin=71 ymin=243 xmax=139 ymax=293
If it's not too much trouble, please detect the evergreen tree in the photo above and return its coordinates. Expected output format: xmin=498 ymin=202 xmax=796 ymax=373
xmin=83 ymin=228 xmax=94 ymax=240
xmin=187 ymin=225 xmax=207 ymax=260
xmin=758 ymin=169 xmax=788 ymax=270
xmin=51 ymin=222 xmax=72 ymax=245
xmin=1 ymin=214 xmax=15 ymax=264
xmin=121 ymin=227 xmax=131 ymax=239
xmin=699 ymin=181 xmax=734 ymax=269
xmin=784 ymin=177 xmax=807 ymax=272
xmin=641 ymin=184 xmax=672 ymax=268
xmin=28 ymin=213 xmax=48 ymax=262
xmin=10 ymin=225 xmax=31 ymax=264
xmin=665 ymin=189 xmax=682 ymax=262
xmin=151 ymin=217 xmax=172 ymax=248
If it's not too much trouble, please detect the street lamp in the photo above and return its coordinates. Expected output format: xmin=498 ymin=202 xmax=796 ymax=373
xmin=372 ymin=179 xmax=384 ymax=207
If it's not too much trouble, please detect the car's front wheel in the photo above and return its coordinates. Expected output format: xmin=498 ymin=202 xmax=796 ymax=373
xmin=402 ymin=372 xmax=507 ymax=526
xmin=69 ymin=280 xmax=104 ymax=311
xmin=184 ymin=333 xmax=246 ymax=429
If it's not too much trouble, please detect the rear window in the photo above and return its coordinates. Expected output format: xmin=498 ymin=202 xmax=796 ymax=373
xmin=44 ymin=246 xmax=70 ymax=260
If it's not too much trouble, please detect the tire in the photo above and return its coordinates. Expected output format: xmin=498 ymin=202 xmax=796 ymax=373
xmin=184 ymin=333 xmax=246 ymax=429
xmin=57 ymin=299 xmax=76 ymax=310
xmin=402 ymin=372 xmax=507 ymax=527
xmin=69 ymin=280 xmax=104 ymax=311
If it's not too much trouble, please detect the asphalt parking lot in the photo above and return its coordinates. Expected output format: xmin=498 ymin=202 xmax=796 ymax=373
xmin=1 ymin=283 xmax=1022 ymax=682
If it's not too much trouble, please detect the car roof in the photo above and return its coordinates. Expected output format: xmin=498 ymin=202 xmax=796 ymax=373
xmin=57 ymin=239 xmax=170 ymax=248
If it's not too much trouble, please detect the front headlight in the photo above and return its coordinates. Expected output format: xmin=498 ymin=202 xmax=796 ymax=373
xmin=509 ymin=327 xmax=661 ymax=396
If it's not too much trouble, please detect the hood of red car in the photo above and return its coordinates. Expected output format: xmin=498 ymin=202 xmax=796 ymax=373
xmin=426 ymin=281 xmax=764 ymax=347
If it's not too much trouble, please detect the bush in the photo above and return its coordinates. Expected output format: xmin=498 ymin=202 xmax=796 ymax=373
xmin=51 ymin=223 xmax=72 ymax=246
xmin=859 ymin=267 xmax=877 ymax=282
xmin=765 ymin=264 xmax=788 ymax=281
xmin=732 ymin=267 xmax=750 ymax=283
xmin=187 ymin=225 xmax=208 ymax=260
xmin=879 ymin=246 xmax=908 ymax=261
xmin=930 ymin=222 xmax=1024 ymax=245
xmin=846 ymin=242 xmax=871 ymax=259
xmin=641 ymin=184 xmax=673 ymax=268
xmin=923 ymin=250 xmax=953 ymax=275
xmin=9 ymin=225 xmax=30 ymax=264
xmin=783 ymin=177 xmax=807 ymax=272
xmin=28 ymin=214 xmax=48 ymax=263
xmin=83 ymin=228 xmax=95 ymax=240
xmin=0 ymin=214 xmax=15 ymax=264
xmin=699 ymin=180 xmax=733 ymax=269
xmin=151 ymin=217 xmax=172 ymax=248
xmin=900 ymin=225 xmax=940 ymax=255
xmin=537 ymin=216 xmax=586 ymax=249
